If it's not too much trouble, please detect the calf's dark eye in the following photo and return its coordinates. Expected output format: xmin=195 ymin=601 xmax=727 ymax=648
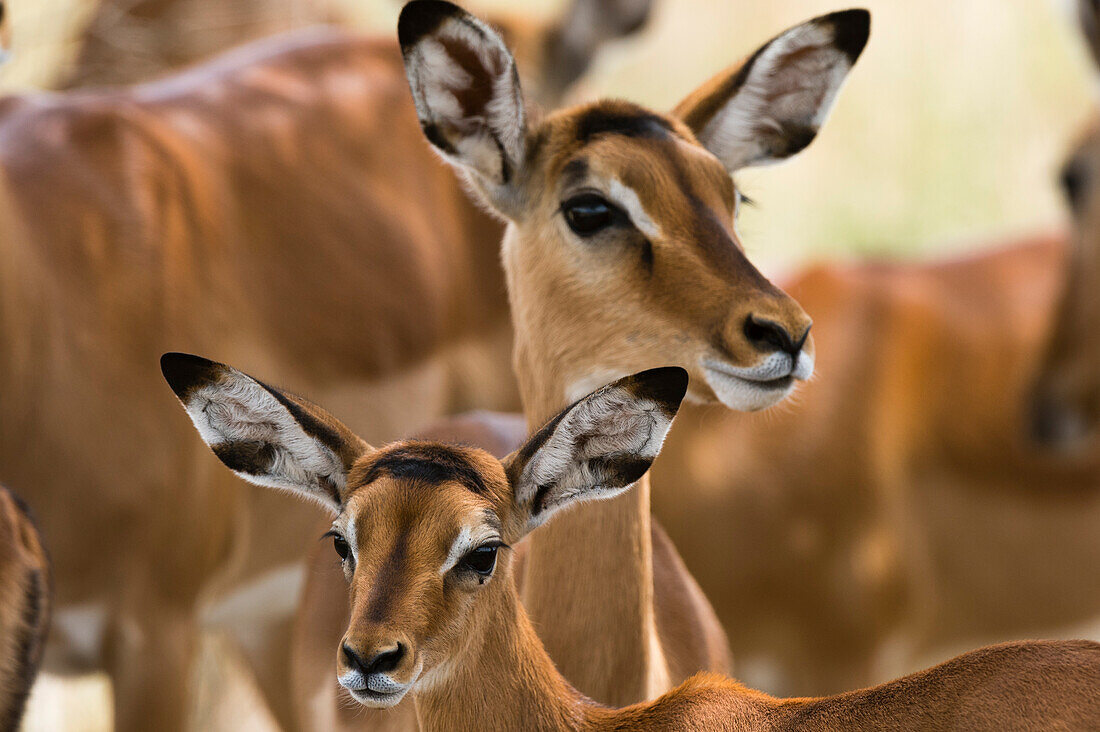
xmin=459 ymin=545 xmax=498 ymax=576
xmin=333 ymin=534 xmax=350 ymax=561
xmin=562 ymin=194 xmax=620 ymax=236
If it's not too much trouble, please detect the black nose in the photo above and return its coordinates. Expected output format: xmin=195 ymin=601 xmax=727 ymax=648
xmin=744 ymin=315 xmax=808 ymax=357
xmin=343 ymin=642 xmax=405 ymax=676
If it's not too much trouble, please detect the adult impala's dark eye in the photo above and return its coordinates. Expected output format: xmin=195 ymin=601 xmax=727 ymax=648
xmin=333 ymin=534 xmax=350 ymax=561
xmin=458 ymin=545 xmax=498 ymax=576
xmin=562 ymin=194 xmax=621 ymax=236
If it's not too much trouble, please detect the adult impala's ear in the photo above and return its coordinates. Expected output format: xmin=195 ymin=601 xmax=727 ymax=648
xmin=399 ymin=0 xmax=527 ymax=205
xmin=502 ymin=367 xmax=687 ymax=534
xmin=161 ymin=353 xmax=369 ymax=513
xmin=674 ymin=9 xmax=870 ymax=172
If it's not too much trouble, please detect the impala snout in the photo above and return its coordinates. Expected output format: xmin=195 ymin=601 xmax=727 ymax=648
xmin=337 ymin=635 xmax=419 ymax=706
xmin=700 ymin=297 xmax=814 ymax=411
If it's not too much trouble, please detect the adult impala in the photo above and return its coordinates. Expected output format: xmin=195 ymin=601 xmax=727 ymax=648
xmin=0 ymin=5 xmax=646 ymax=725
xmin=290 ymin=1 xmax=869 ymax=726
xmin=165 ymin=353 xmax=1100 ymax=732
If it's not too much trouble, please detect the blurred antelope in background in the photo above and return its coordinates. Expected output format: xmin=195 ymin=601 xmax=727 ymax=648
xmin=59 ymin=0 xmax=652 ymax=109
xmin=289 ymin=1 xmax=869 ymax=727
xmin=640 ymin=0 xmax=1100 ymax=697
xmin=164 ymin=354 xmax=1100 ymax=732
xmin=0 ymin=484 xmax=49 ymax=731
xmin=0 ymin=1 xmax=650 ymax=727
xmin=1031 ymin=0 xmax=1100 ymax=447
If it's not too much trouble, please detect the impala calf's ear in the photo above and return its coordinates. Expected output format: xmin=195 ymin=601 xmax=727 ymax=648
xmin=503 ymin=367 xmax=688 ymax=533
xmin=399 ymin=0 xmax=527 ymax=202
xmin=674 ymin=9 xmax=870 ymax=172
xmin=160 ymin=353 xmax=369 ymax=512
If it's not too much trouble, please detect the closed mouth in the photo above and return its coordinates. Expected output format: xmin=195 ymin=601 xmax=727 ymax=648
xmin=702 ymin=360 xmax=796 ymax=389
xmin=347 ymin=685 xmax=406 ymax=706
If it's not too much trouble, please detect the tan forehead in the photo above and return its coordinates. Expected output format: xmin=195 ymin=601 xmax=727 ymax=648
xmin=533 ymin=104 xmax=735 ymax=212
xmin=342 ymin=441 xmax=510 ymax=535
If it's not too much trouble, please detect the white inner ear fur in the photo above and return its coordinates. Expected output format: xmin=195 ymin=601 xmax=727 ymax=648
xmin=408 ymin=16 xmax=526 ymax=180
xmin=182 ymin=373 xmax=345 ymax=509
xmin=699 ymin=20 xmax=850 ymax=169
xmin=518 ymin=385 xmax=669 ymax=527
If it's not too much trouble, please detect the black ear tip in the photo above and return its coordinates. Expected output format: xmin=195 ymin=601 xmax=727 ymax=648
xmin=823 ymin=8 xmax=871 ymax=63
xmin=630 ymin=366 xmax=689 ymax=413
xmin=398 ymin=0 xmax=466 ymax=50
xmin=160 ymin=352 xmax=219 ymax=399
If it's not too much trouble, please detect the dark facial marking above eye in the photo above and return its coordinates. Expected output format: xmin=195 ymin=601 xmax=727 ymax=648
xmin=575 ymin=107 xmax=674 ymax=143
xmin=361 ymin=443 xmax=490 ymax=495
xmin=561 ymin=158 xmax=589 ymax=189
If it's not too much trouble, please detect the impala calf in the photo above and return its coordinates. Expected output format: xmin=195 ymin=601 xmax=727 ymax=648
xmin=163 ymin=354 xmax=1100 ymax=731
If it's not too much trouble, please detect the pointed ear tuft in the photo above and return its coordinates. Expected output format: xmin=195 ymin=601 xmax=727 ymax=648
xmin=397 ymin=0 xmax=459 ymax=48
xmin=161 ymin=352 xmax=221 ymax=402
xmin=161 ymin=353 xmax=368 ymax=513
xmin=399 ymin=0 xmax=527 ymax=198
xmin=674 ymin=9 xmax=870 ymax=172
xmin=503 ymin=367 xmax=688 ymax=534
xmin=827 ymin=9 xmax=871 ymax=64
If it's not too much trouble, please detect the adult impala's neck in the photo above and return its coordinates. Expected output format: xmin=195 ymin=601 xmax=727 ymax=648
xmin=414 ymin=578 xmax=589 ymax=732
xmin=509 ymin=274 xmax=669 ymax=705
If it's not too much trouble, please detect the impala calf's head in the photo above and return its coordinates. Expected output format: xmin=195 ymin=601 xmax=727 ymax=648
xmin=161 ymin=353 xmax=687 ymax=706
xmin=1031 ymin=0 xmax=1100 ymax=447
xmin=400 ymin=0 xmax=869 ymax=411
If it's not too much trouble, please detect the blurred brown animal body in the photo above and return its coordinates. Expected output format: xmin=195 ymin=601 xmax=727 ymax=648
xmin=162 ymin=353 xmax=1100 ymax=732
xmin=0 ymin=27 xmax=524 ymax=730
xmin=0 ymin=1 xmax=657 ymax=725
xmin=60 ymin=0 xmax=652 ymax=109
xmin=0 ymin=484 xmax=49 ymax=732
xmin=288 ymin=3 xmax=870 ymax=728
xmin=651 ymin=232 xmax=1100 ymax=694
xmin=1031 ymin=1 xmax=1100 ymax=447
xmin=59 ymin=0 xmax=339 ymax=88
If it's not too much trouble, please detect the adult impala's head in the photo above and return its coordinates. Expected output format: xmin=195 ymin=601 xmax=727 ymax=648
xmin=161 ymin=353 xmax=687 ymax=706
xmin=1031 ymin=0 xmax=1100 ymax=448
xmin=399 ymin=1 xmax=869 ymax=412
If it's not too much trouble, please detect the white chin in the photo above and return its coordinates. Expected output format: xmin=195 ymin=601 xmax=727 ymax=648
xmin=346 ymin=686 xmax=409 ymax=708
xmin=702 ymin=366 xmax=796 ymax=412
